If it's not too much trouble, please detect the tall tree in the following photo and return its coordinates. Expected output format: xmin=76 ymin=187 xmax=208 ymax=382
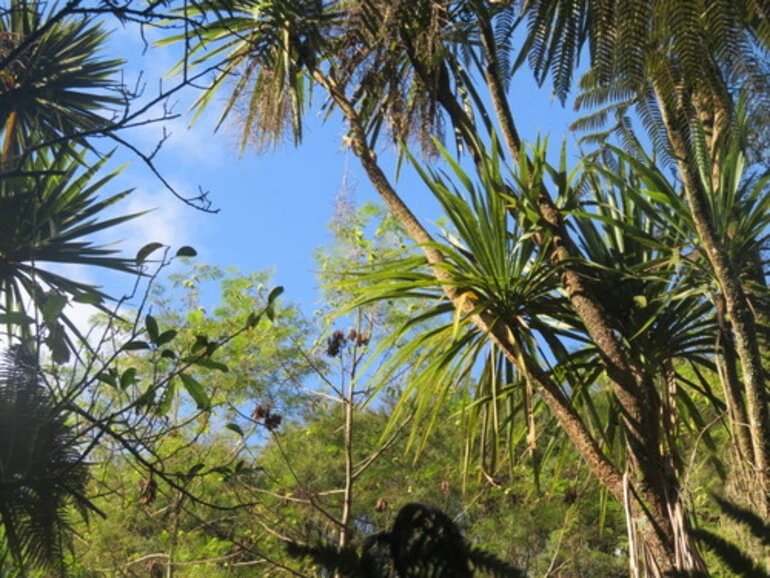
xmin=164 ymin=0 xmax=770 ymax=574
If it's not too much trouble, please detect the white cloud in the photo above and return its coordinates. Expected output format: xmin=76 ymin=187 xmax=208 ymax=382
xmin=120 ymin=181 xmax=206 ymax=257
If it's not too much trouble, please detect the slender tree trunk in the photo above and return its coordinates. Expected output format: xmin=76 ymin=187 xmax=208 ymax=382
xmin=654 ymin=79 xmax=770 ymax=518
xmin=338 ymin=365 xmax=354 ymax=552
xmin=715 ymin=293 xmax=755 ymax=466
xmin=474 ymin=21 xmax=696 ymax=573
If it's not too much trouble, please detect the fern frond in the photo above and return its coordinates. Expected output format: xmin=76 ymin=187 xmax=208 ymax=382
xmin=616 ymin=0 xmax=650 ymax=85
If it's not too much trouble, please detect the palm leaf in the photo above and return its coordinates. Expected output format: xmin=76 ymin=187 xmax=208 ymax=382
xmin=0 ymin=148 xmax=141 ymax=356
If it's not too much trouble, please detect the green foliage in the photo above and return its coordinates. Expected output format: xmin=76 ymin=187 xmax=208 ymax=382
xmin=514 ymin=0 xmax=770 ymax=159
xmin=2 ymin=0 xmax=769 ymax=574
xmin=58 ymin=249 xmax=629 ymax=576
xmin=689 ymin=496 xmax=770 ymax=578
xmin=160 ymin=0 xmax=334 ymax=151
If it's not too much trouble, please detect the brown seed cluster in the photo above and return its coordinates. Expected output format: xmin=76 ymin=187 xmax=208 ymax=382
xmin=326 ymin=327 xmax=370 ymax=357
xmin=253 ymin=403 xmax=282 ymax=431
xmin=326 ymin=329 xmax=346 ymax=357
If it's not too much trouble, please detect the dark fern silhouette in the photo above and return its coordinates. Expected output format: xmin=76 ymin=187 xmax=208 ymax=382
xmin=286 ymin=502 xmax=524 ymax=577
xmin=0 ymin=345 xmax=101 ymax=574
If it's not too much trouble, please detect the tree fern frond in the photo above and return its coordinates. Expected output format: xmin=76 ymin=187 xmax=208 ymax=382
xmin=492 ymin=5 xmax=522 ymax=92
xmin=524 ymin=0 xmax=559 ymax=86
xmin=570 ymin=102 xmax=624 ymax=134
xmin=551 ymin=0 xmax=584 ymax=103
xmin=587 ymin=0 xmax=616 ymax=84
xmin=667 ymin=0 xmax=707 ymax=89
xmin=574 ymin=74 xmax=636 ymax=112
xmin=616 ymin=0 xmax=650 ymax=86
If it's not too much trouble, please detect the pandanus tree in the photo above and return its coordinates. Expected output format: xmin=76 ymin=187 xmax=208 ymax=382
xmin=516 ymin=0 xmax=770 ymax=519
xmin=0 ymin=0 xmax=141 ymax=571
xmin=166 ymin=0 xmax=770 ymax=574
xmin=0 ymin=0 xmax=138 ymax=353
xmin=0 ymin=149 xmax=140 ymax=359
xmin=0 ymin=0 xmax=122 ymax=163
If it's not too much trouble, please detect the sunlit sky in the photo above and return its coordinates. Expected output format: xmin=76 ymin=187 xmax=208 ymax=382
xmin=79 ymin=18 xmax=580 ymax=322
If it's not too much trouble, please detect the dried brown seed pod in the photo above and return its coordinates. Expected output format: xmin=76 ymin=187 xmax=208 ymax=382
xmin=375 ymin=497 xmax=388 ymax=512
xmin=138 ymin=475 xmax=157 ymax=505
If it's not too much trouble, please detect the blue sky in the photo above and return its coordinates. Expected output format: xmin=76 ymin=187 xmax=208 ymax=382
xmin=78 ymin=18 xmax=581 ymax=323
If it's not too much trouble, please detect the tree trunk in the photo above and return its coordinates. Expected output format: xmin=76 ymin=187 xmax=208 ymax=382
xmin=654 ymin=79 xmax=770 ymax=518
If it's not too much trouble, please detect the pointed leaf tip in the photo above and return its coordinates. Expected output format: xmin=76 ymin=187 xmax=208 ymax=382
xmin=180 ymin=373 xmax=211 ymax=410
xmin=226 ymin=423 xmax=245 ymax=437
xmin=267 ymin=286 xmax=284 ymax=303
xmin=136 ymin=242 xmax=165 ymax=263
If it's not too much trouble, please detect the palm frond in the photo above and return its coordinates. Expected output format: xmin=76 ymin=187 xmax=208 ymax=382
xmin=0 ymin=148 xmax=141 ymax=356
xmin=0 ymin=0 xmax=122 ymax=160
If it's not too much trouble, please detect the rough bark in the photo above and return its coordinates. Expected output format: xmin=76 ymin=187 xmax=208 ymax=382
xmin=475 ymin=19 xmax=692 ymax=572
xmin=715 ymin=293 xmax=755 ymax=466
xmin=654 ymin=79 xmax=770 ymax=518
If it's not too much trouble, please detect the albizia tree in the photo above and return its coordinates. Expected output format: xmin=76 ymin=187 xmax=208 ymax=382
xmin=165 ymin=1 xmax=770 ymax=575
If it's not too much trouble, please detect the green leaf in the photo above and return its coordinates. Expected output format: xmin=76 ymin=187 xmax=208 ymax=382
xmin=46 ymin=323 xmax=70 ymax=364
xmin=120 ymin=368 xmax=137 ymax=390
xmin=0 ymin=312 xmax=35 ymax=325
xmin=176 ymin=246 xmax=198 ymax=258
xmin=225 ymin=423 xmax=244 ymax=437
xmin=73 ymin=293 xmax=103 ymax=306
xmin=96 ymin=371 xmax=118 ymax=387
xmin=161 ymin=349 xmax=177 ymax=360
xmin=179 ymin=373 xmax=211 ymax=411
xmin=192 ymin=357 xmax=229 ymax=372
xmin=267 ymin=286 xmax=284 ymax=304
xmin=41 ymin=293 xmax=68 ymax=324
xmin=156 ymin=329 xmax=178 ymax=347
xmin=136 ymin=242 xmax=165 ymax=264
xmin=157 ymin=381 xmax=176 ymax=416
xmin=247 ymin=312 xmax=262 ymax=328
xmin=192 ymin=334 xmax=210 ymax=352
xmin=145 ymin=315 xmax=159 ymax=343
xmin=123 ymin=340 xmax=150 ymax=351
